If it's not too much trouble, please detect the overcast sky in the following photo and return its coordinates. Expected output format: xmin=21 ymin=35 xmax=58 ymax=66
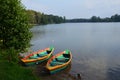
xmin=21 ymin=0 xmax=120 ymax=19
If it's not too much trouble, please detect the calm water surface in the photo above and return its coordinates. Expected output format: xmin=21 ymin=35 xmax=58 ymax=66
xmin=31 ymin=23 xmax=120 ymax=80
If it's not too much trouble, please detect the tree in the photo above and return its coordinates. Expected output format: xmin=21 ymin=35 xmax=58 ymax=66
xmin=25 ymin=10 xmax=37 ymax=24
xmin=63 ymin=16 xmax=66 ymax=22
xmin=111 ymin=14 xmax=120 ymax=22
xmin=90 ymin=16 xmax=101 ymax=22
xmin=0 ymin=0 xmax=32 ymax=62
xmin=25 ymin=10 xmax=65 ymax=25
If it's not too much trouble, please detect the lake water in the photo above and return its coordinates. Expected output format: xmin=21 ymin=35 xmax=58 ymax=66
xmin=31 ymin=23 xmax=120 ymax=80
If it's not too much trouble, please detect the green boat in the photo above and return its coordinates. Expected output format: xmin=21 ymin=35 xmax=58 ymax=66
xmin=21 ymin=47 xmax=54 ymax=66
xmin=46 ymin=50 xmax=72 ymax=74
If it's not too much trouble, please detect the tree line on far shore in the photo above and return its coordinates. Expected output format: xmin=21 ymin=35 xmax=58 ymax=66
xmin=25 ymin=10 xmax=66 ymax=25
xmin=66 ymin=14 xmax=120 ymax=22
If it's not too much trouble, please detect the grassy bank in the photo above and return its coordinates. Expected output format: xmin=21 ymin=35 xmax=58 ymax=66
xmin=0 ymin=60 xmax=39 ymax=80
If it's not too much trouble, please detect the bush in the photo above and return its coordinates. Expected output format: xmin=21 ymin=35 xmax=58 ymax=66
xmin=0 ymin=0 xmax=32 ymax=62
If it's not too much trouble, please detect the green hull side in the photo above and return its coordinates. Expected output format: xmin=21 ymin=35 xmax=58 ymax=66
xmin=24 ymin=61 xmax=36 ymax=66
xmin=50 ymin=65 xmax=68 ymax=74
xmin=36 ymin=55 xmax=51 ymax=64
xmin=24 ymin=54 xmax=52 ymax=66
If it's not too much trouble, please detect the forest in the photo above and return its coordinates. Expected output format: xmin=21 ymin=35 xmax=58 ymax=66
xmin=26 ymin=10 xmax=120 ymax=24
xmin=66 ymin=14 xmax=120 ymax=22
xmin=25 ymin=10 xmax=66 ymax=25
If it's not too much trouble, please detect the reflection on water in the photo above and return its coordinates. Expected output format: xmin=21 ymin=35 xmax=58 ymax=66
xmin=30 ymin=25 xmax=46 ymax=42
xmin=31 ymin=23 xmax=120 ymax=80
xmin=34 ymin=63 xmax=73 ymax=80
xmin=107 ymin=66 xmax=120 ymax=80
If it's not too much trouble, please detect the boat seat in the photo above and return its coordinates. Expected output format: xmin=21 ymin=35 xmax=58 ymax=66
xmin=37 ymin=51 xmax=48 ymax=57
xmin=55 ymin=57 xmax=69 ymax=62
xmin=50 ymin=61 xmax=64 ymax=66
xmin=46 ymin=50 xmax=51 ymax=54
xmin=29 ymin=54 xmax=38 ymax=59
xmin=63 ymin=54 xmax=70 ymax=58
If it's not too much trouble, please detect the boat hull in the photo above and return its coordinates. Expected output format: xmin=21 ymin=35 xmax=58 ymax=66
xmin=21 ymin=47 xmax=54 ymax=66
xmin=49 ymin=63 xmax=69 ymax=74
xmin=46 ymin=50 xmax=72 ymax=74
xmin=23 ymin=55 xmax=52 ymax=66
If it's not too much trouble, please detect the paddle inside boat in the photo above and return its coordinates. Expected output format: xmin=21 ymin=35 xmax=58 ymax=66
xmin=21 ymin=47 xmax=54 ymax=66
xmin=46 ymin=49 xmax=72 ymax=74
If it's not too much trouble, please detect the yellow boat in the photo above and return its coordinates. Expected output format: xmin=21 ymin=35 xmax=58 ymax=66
xmin=46 ymin=49 xmax=72 ymax=74
xmin=21 ymin=47 xmax=54 ymax=66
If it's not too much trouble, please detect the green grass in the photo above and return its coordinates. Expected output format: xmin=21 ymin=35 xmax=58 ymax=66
xmin=0 ymin=60 xmax=39 ymax=80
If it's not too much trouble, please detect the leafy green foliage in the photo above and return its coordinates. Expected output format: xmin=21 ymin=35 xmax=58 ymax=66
xmin=0 ymin=0 xmax=32 ymax=62
xmin=0 ymin=48 xmax=19 ymax=63
xmin=25 ymin=10 xmax=65 ymax=25
xmin=0 ymin=0 xmax=32 ymax=51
